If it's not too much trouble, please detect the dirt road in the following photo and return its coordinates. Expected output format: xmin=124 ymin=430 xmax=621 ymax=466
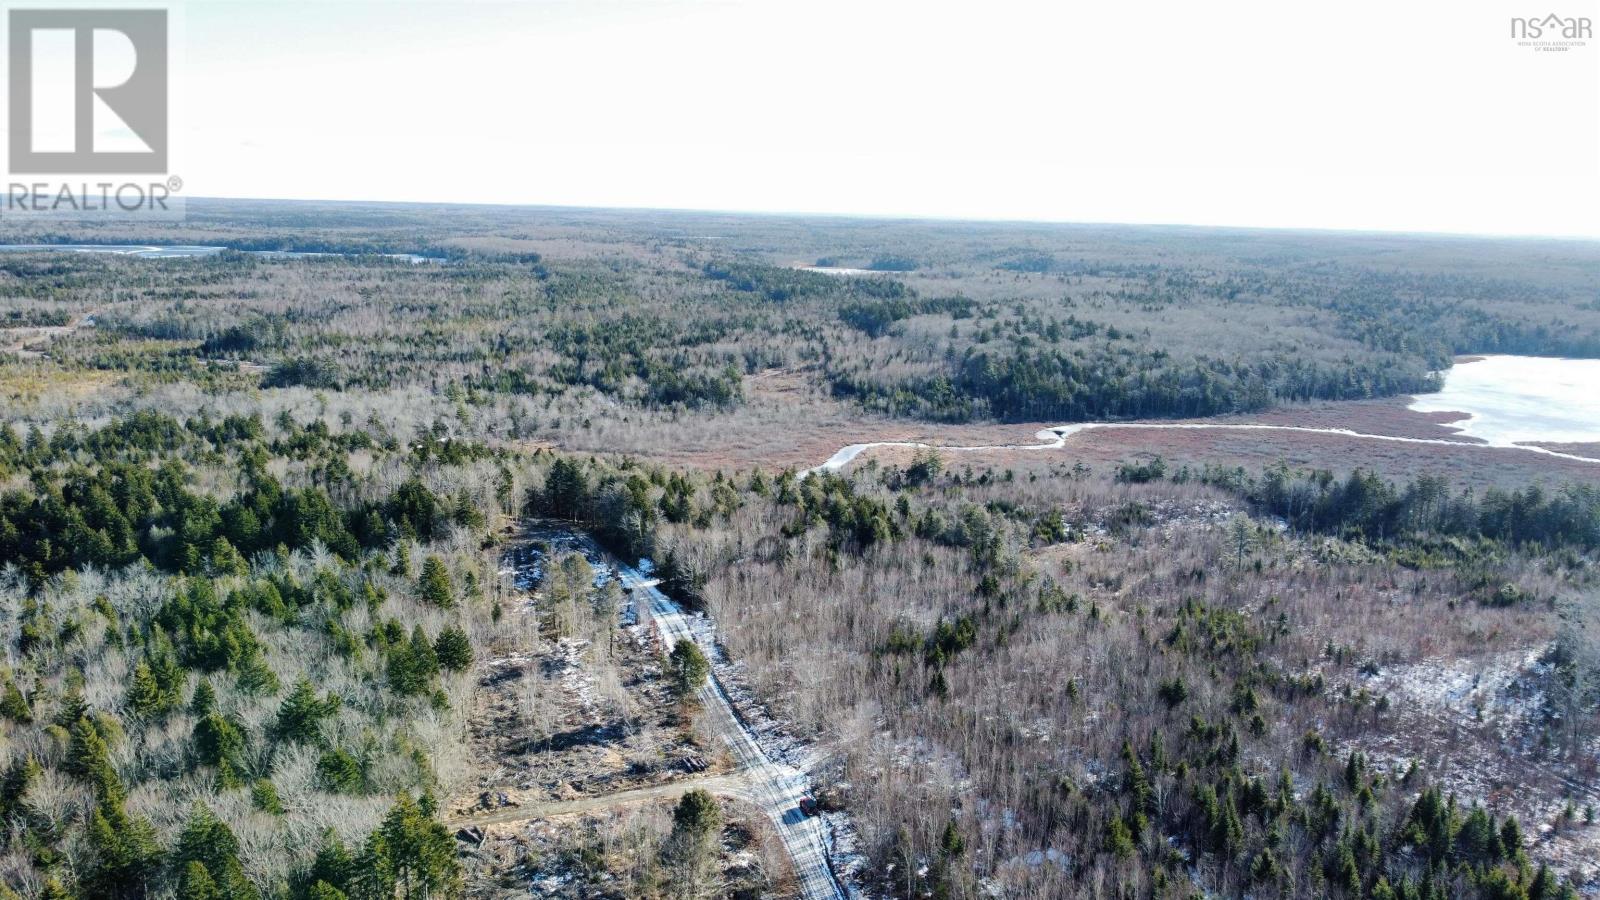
xmin=474 ymin=527 xmax=848 ymax=900
xmin=453 ymin=772 xmax=749 ymax=828
xmin=620 ymin=563 xmax=846 ymax=900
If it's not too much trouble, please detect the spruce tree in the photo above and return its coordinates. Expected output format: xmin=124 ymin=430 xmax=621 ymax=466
xmin=249 ymin=778 xmax=283 ymax=815
xmin=668 ymin=639 xmax=710 ymax=698
xmin=433 ymin=626 xmax=472 ymax=672
xmin=0 ymin=681 xmax=31 ymax=723
xmin=417 ymin=556 xmax=454 ymax=608
xmin=362 ymin=795 xmax=462 ymax=900
xmin=275 ymin=676 xmax=339 ymax=744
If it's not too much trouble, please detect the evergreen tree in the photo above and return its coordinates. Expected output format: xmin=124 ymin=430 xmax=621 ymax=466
xmin=0 ymin=681 xmax=31 ymax=723
xmin=361 ymin=795 xmax=462 ymax=900
xmin=275 ymin=677 xmax=339 ymax=745
xmin=417 ymin=556 xmax=454 ymax=608
xmin=668 ymin=639 xmax=710 ymax=698
xmin=542 ymin=458 xmax=590 ymax=522
xmin=665 ymin=790 xmax=723 ymax=900
xmin=308 ymin=882 xmax=347 ymax=900
xmin=251 ymin=778 xmax=285 ymax=815
xmin=310 ymin=830 xmax=356 ymax=896
xmin=67 ymin=717 xmax=123 ymax=801
xmin=388 ymin=627 xmax=441 ymax=696
xmin=1122 ymin=741 xmax=1153 ymax=814
xmin=939 ymin=818 xmax=965 ymax=857
xmin=317 ymin=748 xmax=363 ymax=794
xmin=173 ymin=803 xmax=259 ymax=900
xmin=433 ymin=626 xmax=472 ymax=672
xmin=191 ymin=678 xmax=217 ymax=716
xmin=673 ymin=789 xmax=721 ymax=838
xmin=1104 ymin=815 xmax=1135 ymax=859
xmin=193 ymin=712 xmax=245 ymax=773
xmin=84 ymin=794 xmax=163 ymax=899
xmin=178 ymin=861 xmax=221 ymax=900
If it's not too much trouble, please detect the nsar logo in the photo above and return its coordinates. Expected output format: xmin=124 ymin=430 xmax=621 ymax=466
xmin=1509 ymin=13 xmax=1592 ymax=51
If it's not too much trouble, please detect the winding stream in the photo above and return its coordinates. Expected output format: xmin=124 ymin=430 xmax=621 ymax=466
xmin=809 ymin=423 xmax=1600 ymax=475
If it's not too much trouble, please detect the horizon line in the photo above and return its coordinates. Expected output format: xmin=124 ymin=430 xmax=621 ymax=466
xmin=170 ymin=193 xmax=1600 ymax=245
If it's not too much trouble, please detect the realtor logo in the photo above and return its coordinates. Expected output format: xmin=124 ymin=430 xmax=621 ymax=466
xmin=1508 ymin=12 xmax=1592 ymax=52
xmin=1510 ymin=13 xmax=1592 ymax=38
xmin=8 ymin=9 xmax=168 ymax=174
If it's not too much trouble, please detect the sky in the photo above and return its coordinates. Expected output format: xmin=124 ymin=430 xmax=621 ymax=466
xmin=30 ymin=0 xmax=1600 ymax=236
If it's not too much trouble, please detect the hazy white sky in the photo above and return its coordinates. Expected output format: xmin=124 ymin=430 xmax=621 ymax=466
xmin=162 ymin=0 xmax=1600 ymax=235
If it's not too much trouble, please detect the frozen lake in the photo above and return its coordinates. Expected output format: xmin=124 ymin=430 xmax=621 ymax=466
xmin=1410 ymin=355 xmax=1600 ymax=448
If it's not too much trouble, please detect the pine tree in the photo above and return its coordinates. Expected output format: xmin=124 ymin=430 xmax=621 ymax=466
xmin=409 ymin=626 xmax=439 ymax=680
xmin=311 ymin=829 xmax=356 ymax=895
xmin=1249 ymin=848 xmax=1279 ymax=884
xmin=174 ymin=803 xmax=260 ymax=900
xmin=1500 ymin=815 xmax=1526 ymax=865
xmin=84 ymin=795 xmax=163 ymax=899
xmin=128 ymin=660 xmax=169 ymax=718
xmin=543 ymin=458 xmax=590 ymax=521
xmin=673 ymin=789 xmax=722 ymax=838
xmin=1122 ymin=741 xmax=1153 ymax=814
xmin=362 ymin=795 xmax=462 ymax=900
xmin=665 ymin=790 xmax=723 ymax=900
xmin=433 ymin=626 xmax=472 ymax=672
xmin=275 ymin=676 xmax=339 ymax=744
xmin=193 ymin=711 xmax=244 ymax=769
xmin=191 ymin=678 xmax=216 ymax=716
xmin=67 ymin=717 xmax=123 ymax=801
xmin=54 ymin=687 xmax=90 ymax=729
xmin=668 ymin=639 xmax=710 ymax=698
xmin=308 ymin=882 xmax=348 ymax=900
xmin=1529 ymin=864 xmax=1555 ymax=900
xmin=0 ymin=755 xmax=40 ymax=819
xmin=317 ymin=748 xmax=363 ymax=794
xmin=1104 ymin=815 xmax=1135 ymax=859
xmin=0 ymin=681 xmax=31 ymax=723
xmin=251 ymin=778 xmax=285 ymax=815
xmin=1344 ymin=751 xmax=1364 ymax=791
xmin=939 ymin=818 xmax=965 ymax=857
xmin=207 ymin=536 xmax=248 ymax=577
xmin=389 ymin=627 xmax=441 ymax=696
xmin=417 ymin=556 xmax=454 ymax=608
xmin=1326 ymin=838 xmax=1360 ymax=895
xmin=390 ymin=542 xmax=412 ymax=577
xmin=178 ymin=860 xmax=221 ymax=900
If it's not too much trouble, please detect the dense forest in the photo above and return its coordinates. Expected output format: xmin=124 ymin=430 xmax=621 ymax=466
xmin=0 ymin=405 xmax=515 ymax=899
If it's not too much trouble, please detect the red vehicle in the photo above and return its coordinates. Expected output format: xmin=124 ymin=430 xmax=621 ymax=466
xmin=798 ymin=797 xmax=819 ymax=817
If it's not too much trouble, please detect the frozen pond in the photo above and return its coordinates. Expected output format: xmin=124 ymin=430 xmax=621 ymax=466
xmin=1409 ymin=355 xmax=1600 ymax=448
xmin=797 ymin=265 xmax=908 ymax=276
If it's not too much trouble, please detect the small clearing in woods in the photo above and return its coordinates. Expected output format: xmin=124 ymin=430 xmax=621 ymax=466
xmin=452 ymin=526 xmax=798 ymax=898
